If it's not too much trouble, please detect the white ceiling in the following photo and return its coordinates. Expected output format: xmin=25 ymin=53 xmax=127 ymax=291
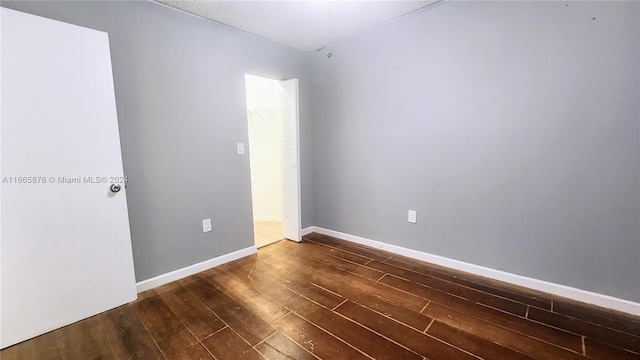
xmin=154 ymin=0 xmax=439 ymax=52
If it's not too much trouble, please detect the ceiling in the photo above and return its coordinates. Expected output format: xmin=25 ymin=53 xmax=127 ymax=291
xmin=154 ymin=0 xmax=439 ymax=52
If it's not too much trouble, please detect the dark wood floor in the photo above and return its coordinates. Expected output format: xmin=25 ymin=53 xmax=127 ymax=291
xmin=3 ymin=233 xmax=639 ymax=360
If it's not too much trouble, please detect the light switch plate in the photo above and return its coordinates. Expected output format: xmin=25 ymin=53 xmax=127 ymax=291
xmin=408 ymin=210 xmax=417 ymax=224
xmin=237 ymin=143 xmax=245 ymax=155
xmin=202 ymin=218 xmax=212 ymax=232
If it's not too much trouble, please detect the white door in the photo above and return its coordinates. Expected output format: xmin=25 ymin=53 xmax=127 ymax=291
xmin=0 ymin=8 xmax=137 ymax=348
xmin=280 ymin=79 xmax=301 ymax=242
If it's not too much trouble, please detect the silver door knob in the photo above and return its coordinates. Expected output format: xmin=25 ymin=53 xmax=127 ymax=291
xmin=110 ymin=183 xmax=121 ymax=193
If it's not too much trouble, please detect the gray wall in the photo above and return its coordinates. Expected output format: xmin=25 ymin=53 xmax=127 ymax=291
xmin=1 ymin=0 xmax=314 ymax=282
xmin=309 ymin=1 xmax=640 ymax=302
xmin=3 ymin=0 xmax=638 ymax=302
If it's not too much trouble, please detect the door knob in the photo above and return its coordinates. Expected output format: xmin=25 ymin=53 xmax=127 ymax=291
xmin=110 ymin=183 xmax=121 ymax=193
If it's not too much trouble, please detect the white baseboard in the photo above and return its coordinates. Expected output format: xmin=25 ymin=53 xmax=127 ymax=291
xmin=301 ymin=226 xmax=314 ymax=236
xmin=136 ymin=246 xmax=257 ymax=293
xmin=310 ymin=227 xmax=640 ymax=316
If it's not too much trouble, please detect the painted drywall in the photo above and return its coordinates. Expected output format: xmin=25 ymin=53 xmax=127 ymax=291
xmin=3 ymin=0 xmax=637 ymax=304
xmin=246 ymin=75 xmax=284 ymax=223
xmin=309 ymin=1 xmax=640 ymax=302
xmin=0 ymin=0 xmax=313 ymax=282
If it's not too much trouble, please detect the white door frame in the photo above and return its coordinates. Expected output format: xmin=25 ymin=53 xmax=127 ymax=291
xmin=244 ymin=73 xmax=301 ymax=243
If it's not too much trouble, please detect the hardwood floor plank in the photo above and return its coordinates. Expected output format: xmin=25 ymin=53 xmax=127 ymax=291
xmin=155 ymin=282 xmax=226 ymax=340
xmin=203 ymin=267 xmax=291 ymax=323
xmin=258 ymin=245 xmax=434 ymax=331
xmin=255 ymin=332 xmax=319 ymax=360
xmin=292 ymin=241 xmax=385 ymax=281
xmin=133 ymin=290 xmax=213 ymax=359
xmin=383 ymin=254 xmax=554 ymax=310
xmin=422 ymin=302 xmax=588 ymax=360
xmin=379 ymin=273 xmax=584 ymax=353
xmin=183 ymin=277 xmax=277 ymax=346
xmin=215 ymin=256 xmax=345 ymax=310
xmin=101 ymin=305 xmax=166 ymax=360
xmin=205 ymin=260 xmax=327 ymax=320
xmin=212 ymin=255 xmax=257 ymax=273
xmin=427 ymin=319 xmax=536 ymax=360
xmin=221 ymin=251 xmax=433 ymax=337
xmin=553 ymin=300 xmax=640 ymax=335
xmin=208 ymin=255 xmax=422 ymax=360
xmin=0 ymin=328 xmax=67 ymax=360
xmin=59 ymin=313 xmax=114 ymax=360
xmin=288 ymin=297 xmax=423 ymax=360
xmin=304 ymin=234 xmax=392 ymax=262
xmin=308 ymin=234 xmax=553 ymax=310
xmin=133 ymin=290 xmax=194 ymax=342
xmin=584 ymin=338 xmax=640 ymax=360
xmin=367 ymin=259 xmax=528 ymax=316
xmin=201 ymin=327 xmax=266 ymax=360
xmin=3 ymin=233 xmax=636 ymax=360
xmin=261 ymin=242 xmax=428 ymax=313
xmin=341 ymin=292 xmax=434 ymax=332
xmin=274 ymin=312 xmax=370 ymax=360
xmin=301 ymin=238 xmax=373 ymax=265
xmin=528 ymin=307 xmax=640 ymax=353
xmin=335 ymin=300 xmax=478 ymax=360
xmin=261 ymin=243 xmax=433 ymax=331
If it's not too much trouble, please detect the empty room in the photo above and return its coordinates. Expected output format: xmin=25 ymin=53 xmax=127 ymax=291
xmin=1 ymin=0 xmax=639 ymax=359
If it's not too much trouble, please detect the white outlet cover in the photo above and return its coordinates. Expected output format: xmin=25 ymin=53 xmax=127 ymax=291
xmin=237 ymin=143 xmax=245 ymax=155
xmin=202 ymin=218 xmax=212 ymax=232
xmin=408 ymin=210 xmax=417 ymax=224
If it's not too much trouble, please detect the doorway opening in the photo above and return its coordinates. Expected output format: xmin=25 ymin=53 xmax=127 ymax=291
xmin=244 ymin=74 xmax=301 ymax=248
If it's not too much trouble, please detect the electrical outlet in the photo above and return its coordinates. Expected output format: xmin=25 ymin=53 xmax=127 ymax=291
xmin=202 ymin=218 xmax=212 ymax=232
xmin=408 ymin=210 xmax=417 ymax=224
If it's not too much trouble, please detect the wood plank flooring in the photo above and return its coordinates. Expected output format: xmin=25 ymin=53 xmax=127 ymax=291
xmin=2 ymin=233 xmax=639 ymax=360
